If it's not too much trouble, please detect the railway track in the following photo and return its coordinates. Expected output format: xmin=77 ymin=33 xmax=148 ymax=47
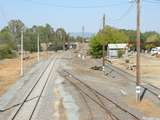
xmin=72 ymin=83 xmax=95 ymax=120
xmin=5 ymin=55 xmax=58 ymax=120
xmin=61 ymin=70 xmax=141 ymax=120
xmin=104 ymin=64 xmax=160 ymax=100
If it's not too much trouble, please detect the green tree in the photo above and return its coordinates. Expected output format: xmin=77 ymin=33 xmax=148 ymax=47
xmin=56 ymin=28 xmax=67 ymax=50
xmin=89 ymin=26 xmax=128 ymax=58
xmin=0 ymin=28 xmax=16 ymax=59
xmin=23 ymin=28 xmax=37 ymax=52
xmin=0 ymin=28 xmax=15 ymax=49
xmin=89 ymin=35 xmax=102 ymax=58
xmin=145 ymin=34 xmax=160 ymax=50
xmin=8 ymin=20 xmax=25 ymax=48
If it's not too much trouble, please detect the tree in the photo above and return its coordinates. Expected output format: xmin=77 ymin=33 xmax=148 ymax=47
xmin=56 ymin=28 xmax=67 ymax=50
xmin=8 ymin=20 xmax=25 ymax=47
xmin=0 ymin=28 xmax=15 ymax=48
xmin=145 ymin=34 xmax=160 ymax=50
xmin=23 ymin=28 xmax=37 ymax=52
xmin=89 ymin=26 xmax=129 ymax=58
xmin=0 ymin=19 xmax=76 ymax=59
xmin=36 ymin=24 xmax=56 ymax=51
xmin=0 ymin=28 xmax=16 ymax=59
xmin=89 ymin=35 xmax=103 ymax=58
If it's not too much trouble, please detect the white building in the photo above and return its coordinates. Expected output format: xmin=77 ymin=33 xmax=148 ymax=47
xmin=107 ymin=43 xmax=128 ymax=58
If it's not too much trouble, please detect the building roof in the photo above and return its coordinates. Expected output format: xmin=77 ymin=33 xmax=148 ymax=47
xmin=108 ymin=43 xmax=127 ymax=49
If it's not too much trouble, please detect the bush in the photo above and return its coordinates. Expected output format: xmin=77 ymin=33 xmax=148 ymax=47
xmin=0 ymin=44 xmax=16 ymax=59
xmin=118 ymin=50 xmax=124 ymax=58
xmin=89 ymin=36 xmax=103 ymax=58
xmin=125 ymin=59 xmax=130 ymax=63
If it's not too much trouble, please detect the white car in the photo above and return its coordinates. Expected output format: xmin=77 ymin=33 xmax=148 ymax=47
xmin=158 ymin=48 xmax=160 ymax=55
xmin=151 ymin=47 xmax=160 ymax=55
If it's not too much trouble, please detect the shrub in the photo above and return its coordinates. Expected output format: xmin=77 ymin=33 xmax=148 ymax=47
xmin=0 ymin=44 xmax=16 ymax=59
xmin=118 ymin=50 xmax=124 ymax=58
xmin=89 ymin=36 xmax=103 ymax=58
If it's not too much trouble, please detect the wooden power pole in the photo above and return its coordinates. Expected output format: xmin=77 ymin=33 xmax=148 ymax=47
xmin=82 ymin=26 xmax=85 ymax=44
xmin=20 ymin=30 xmax=23 ymax=76
xmin=102 ymin=14 xmax=106 ymax=71
xmin=136 ymin=0 xmax=141 ymax=102
xmin=81 ymin=26 xmax=85 ymax=60
xmin=37 ymin=33 xmax=40 ymax=62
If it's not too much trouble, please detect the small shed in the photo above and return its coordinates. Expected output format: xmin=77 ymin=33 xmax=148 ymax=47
xmin=107 ymin=43 xmax=128 ymax=58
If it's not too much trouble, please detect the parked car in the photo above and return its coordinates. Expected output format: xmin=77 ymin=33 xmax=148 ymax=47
xmin=151 ymin=47 xmax=160 ymax=56
xmin=158 ymin=48 xmax=160 ymax=55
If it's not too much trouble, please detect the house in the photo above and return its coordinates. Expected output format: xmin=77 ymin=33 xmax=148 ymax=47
xmin=107 ymin=43 xmax=128 ymax=58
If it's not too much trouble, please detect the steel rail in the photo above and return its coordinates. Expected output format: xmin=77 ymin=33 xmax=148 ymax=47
xmin=11 ymin=55 xmax=56 ymax=120
xmin=63 ymin=74 xmax=118 ymax=120
xmin=62 ymin=70 xmax=141 ymax=120
xmin=74 ymin=85 xmax=94 ymax=120
xmin=105 ymin=64 xmax=160 ymax=99
xmin=29 ymin=55 xmax=58 ymax=120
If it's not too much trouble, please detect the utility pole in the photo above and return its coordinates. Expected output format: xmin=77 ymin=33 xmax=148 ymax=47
xmin=62 ymin=33 xmax=65 ymax=51
xmin=82 ymin=26 xmax=85 ymax=44
xmin=136 ymin=0 xmax=141 ymax=102
xmin=37 ymin=33 xmax=40 ymax=62
xmin=102 ymin=14 xmax=106 ymax=71
xmin=20 ymin=31 xmax=23 ymax=76
xmin=81 ymin=26 xmax=85 ymax=60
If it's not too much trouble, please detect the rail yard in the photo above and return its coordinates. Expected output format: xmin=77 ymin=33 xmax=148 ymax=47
xmin=0 ymin=48 xmax=160 ymax=120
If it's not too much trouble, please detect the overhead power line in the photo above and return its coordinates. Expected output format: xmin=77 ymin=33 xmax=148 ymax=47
xmin=145 ymin=0 xmax=160 ymax=2
xmin=110 ymin=0 xmax=159 ymax=23
xmin=0 ymin=5 xmax=8 ymax=25
xmin=143 ymin=0 xmax=160 ymax=4
xmin=22 ymin=0 xmax=129 ymax=8
xmin=110 ymin=4 xmax=134 ymax=22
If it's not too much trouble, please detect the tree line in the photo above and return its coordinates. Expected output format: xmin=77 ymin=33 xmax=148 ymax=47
xmin=89 ymin=26 xmax=160 ymax=58
xmin=0 ymin=19 xmax=77 ymax=59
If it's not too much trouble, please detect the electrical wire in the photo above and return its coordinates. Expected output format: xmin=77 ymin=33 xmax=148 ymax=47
xmin=143 ymin=0 xmax=160 ymax=4
xmin=0 ymin=4 xmax=8 ymax=25
xmin=22 ymin=0 xmax=129 ymax=9
xmin=145 ymin=0 xmax=160 ymax=2
xmin=110 ymin=3 xmax=134 ymax=22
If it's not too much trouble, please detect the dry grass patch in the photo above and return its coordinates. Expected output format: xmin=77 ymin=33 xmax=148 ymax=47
xmin=124 ymin=96 xmax=160 ymax=117
xmin=0 ymin=52 xmax=48 ymax=95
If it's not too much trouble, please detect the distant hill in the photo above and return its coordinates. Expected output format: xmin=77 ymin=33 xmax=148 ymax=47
xmin=69 ymin=32 xmax=94 ymax=38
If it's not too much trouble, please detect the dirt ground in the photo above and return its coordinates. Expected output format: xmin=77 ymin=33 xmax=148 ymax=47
xmin=123 ymin=96 xmax=160 ymax=117
xmin=0 ymin=52 xmax=48 ymax=95
xmin=65 ymin=49 xmax=160 ymax=119
xmin=112 ymin=54 xmax=160 ymax=87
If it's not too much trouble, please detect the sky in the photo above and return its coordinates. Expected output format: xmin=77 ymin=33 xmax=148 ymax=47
xmin=0 ymin=0 xmax=159 ymax=33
